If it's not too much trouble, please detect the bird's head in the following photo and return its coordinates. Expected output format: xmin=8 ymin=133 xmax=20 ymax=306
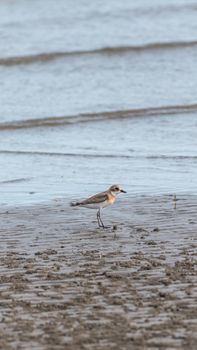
xmin=109 ymin=184 xmax=126 ymax=196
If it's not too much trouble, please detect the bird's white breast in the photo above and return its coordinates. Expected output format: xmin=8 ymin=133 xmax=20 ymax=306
xmin=80 ymin=200 xmax=110 ymax=210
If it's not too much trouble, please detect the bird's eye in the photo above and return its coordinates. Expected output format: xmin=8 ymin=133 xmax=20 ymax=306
xmin=115 ymin=187 xmax=119 ymax=191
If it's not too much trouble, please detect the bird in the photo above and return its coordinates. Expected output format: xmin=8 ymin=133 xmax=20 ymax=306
xmin=70 ymin=184 xmax=126 ymax=228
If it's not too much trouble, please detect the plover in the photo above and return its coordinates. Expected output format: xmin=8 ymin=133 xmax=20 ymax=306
xmin=70 ymin=184 xmax=126 ymax=228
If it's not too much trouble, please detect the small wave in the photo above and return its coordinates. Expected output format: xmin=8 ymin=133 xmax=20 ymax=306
xmin=1 ymin=41 xmax=197 ymax=66
xmin=1 ymin=150 xmax=197 ymax=161
xmin=0 ymin=103 xmax=197 ymax=130
xmin=0 ymin=177 xmax=31 ymax=184
xmin=0 ymin=150 xmax=129 ymax=159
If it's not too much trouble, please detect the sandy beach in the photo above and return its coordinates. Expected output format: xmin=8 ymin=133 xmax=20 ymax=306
xmin=0 ymin=194 xmax=196 ymax=349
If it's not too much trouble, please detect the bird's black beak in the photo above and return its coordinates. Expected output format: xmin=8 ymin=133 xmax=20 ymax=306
xmin=121 ymin=189 xmax=127 ymax=193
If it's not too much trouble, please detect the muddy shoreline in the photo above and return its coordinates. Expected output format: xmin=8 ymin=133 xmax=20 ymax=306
xmin=0 ymin=194 xmax=196 ymax=349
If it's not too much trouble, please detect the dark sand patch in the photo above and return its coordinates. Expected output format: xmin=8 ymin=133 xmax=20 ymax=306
xmin=0 ymin=195 xmax=196 ymax=349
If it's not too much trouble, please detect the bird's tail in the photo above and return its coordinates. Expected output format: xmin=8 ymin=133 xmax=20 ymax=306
xmin=70 ymin=201 xmax=81 ymax=207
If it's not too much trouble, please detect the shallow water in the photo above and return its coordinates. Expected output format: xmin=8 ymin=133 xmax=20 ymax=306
xmin=1 ymin=0 xmax=197 ymax=58
xmin=0 ymin=0 xmax=197 ymax=206
xmin=1 ymin=46 xmax=197 ymax=122
xmin=0 ymin=114 xmax=197 ymax=205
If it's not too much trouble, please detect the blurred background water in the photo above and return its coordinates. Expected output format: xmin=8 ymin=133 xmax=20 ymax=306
xmin=0 ymin=0 xmax=197 ymax=205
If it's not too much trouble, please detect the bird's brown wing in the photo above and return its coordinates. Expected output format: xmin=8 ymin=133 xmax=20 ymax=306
xmin=79 ymin=191 xmax=109 ymax=205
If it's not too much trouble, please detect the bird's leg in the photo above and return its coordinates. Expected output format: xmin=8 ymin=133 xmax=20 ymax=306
xmin=98 ymin=209 xmax=105 ymax=229
xmin=97 ymin=210 xmax=102 ymax=227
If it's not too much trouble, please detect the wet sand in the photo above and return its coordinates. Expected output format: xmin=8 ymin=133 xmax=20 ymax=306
xmin=0 ymin=194 xmax=196 ymax=349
